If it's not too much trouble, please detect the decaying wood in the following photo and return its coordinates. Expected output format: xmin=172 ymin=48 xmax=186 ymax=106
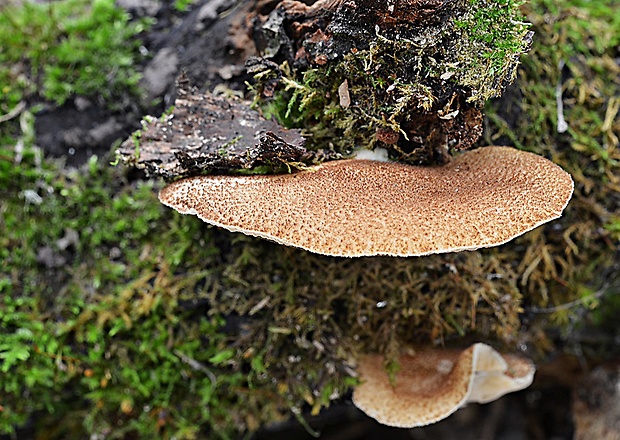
xmin=250 ymin=0 xmax=486 ymax=163
xmin=117 ymin=76 xmax=328 ymax=179
xmin=251 ymin=0 xmax=459 ymax=69
xmin=118 ymin=0 xmax=528 ymax=176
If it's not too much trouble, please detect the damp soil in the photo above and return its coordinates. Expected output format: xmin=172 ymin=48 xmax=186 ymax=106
xmin=25 ymin=1 xmax=591 ymax=439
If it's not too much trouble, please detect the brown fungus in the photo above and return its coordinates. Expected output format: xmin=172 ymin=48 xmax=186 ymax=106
xmin=159 ymin=146 xmax=573 ymax=257
xmin=352 ymin=343 xmax=535 ymax=428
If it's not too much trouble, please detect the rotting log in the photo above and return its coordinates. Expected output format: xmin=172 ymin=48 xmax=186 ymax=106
xmin=249 ymin=0 xmax=532 ymax=164
xmin=118 ymin=0 xmax=532 ymax=175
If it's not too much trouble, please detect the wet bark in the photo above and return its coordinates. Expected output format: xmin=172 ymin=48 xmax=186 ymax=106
xmin=116 ymin=74 xmax=322 ymax=179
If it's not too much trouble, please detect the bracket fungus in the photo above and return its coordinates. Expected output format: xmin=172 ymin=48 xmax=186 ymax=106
xmin=159 ymin=146 xmax=573 ymax=257
xmin=352 ymin=343 xmax=535 ymax=428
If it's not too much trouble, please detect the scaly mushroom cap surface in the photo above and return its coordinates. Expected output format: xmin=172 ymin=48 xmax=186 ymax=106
xmin=159 ymin=146 xmax=574 ymax=257
xmin=352 ymin=346 xmax=476 ymax=428
xmin=352 ymin=343 xmax=536 ymax=428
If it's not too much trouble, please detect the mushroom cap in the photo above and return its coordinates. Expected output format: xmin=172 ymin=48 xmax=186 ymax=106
xmin=159 ymin=146 xmax=574 ymax=257
xmin=352 ymin=343 xmax=536 ymax=428
xmin=352 ymin=346 xmax=475 ymax=428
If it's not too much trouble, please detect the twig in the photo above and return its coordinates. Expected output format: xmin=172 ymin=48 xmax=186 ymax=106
xmin=556 ymin=59 xmax=568 ymax=133
xmin=0 ymin=101 xmax=26 ymax=124
xmin=173 ymin=349 xmax=217 ymax=388
xmin=529 ymin=287 xmax=613 ymax=314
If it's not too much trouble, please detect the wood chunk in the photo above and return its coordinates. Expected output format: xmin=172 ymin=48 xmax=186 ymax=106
xmin=116 ymin=78 xmax=315 ymax=179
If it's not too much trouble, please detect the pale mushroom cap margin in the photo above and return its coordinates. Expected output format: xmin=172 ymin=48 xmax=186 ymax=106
xmin=159 ymin=146 xmax=574 ymax=258
xmin=468 ymin=350 xmax=536 ymax=404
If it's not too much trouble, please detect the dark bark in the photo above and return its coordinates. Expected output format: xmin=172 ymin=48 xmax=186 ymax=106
xmin=250 ymin=0 xmax=487 ymax=164
xmin=116 ymin=74 xmax=318 ymax=179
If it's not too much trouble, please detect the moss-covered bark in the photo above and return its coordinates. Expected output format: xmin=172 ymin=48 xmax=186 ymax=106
xmin=250 ymin=0 xmax=532 ymax=164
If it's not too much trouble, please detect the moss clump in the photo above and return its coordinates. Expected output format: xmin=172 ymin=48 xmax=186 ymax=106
xmin=0 ymin=0 xmax=150 ymax=116
xmin=252 ymin=0 xmax=531 ymax=164
xmin=454 ymin=0 xmax=533 ymax=101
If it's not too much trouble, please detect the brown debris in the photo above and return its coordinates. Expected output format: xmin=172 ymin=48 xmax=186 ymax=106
xmin=377 ymin=0 xmax=451 ymax=26
xmin=573 ymin=365 xmax=620 ymax=440
xmin=375 ymin=127 xmax=400 ymax=145
xmin=400 ymin=97 xmax=484 ymax=164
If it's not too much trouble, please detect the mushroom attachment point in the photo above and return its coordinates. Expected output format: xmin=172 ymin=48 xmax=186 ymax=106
xmin=159 ymin=146 xmax=574 ymax=257
xmin=351 ymin=343 xmax=535 ymax=428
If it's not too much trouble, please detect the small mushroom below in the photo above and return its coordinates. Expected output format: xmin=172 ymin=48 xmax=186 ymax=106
xmin=159 ymin=146 xmax=574 ymax=257
xmin=352 ymin=343 xmax=535 ymax=428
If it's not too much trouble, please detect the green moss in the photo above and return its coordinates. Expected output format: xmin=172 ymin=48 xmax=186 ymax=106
xmin=2 ymin=0 xmax=619 ymax=437
xmin=0 ymin=143 xmax=248 ymax=438
xmin=253 ymin=0 xmax=531 ymax=162
xmin=454 ymin=0 xmax=532 ymax=102
xmin=173 ymin=0 xmax=197 ymax=12
xmin=0 ymin=0 xmax=150 ymax=115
